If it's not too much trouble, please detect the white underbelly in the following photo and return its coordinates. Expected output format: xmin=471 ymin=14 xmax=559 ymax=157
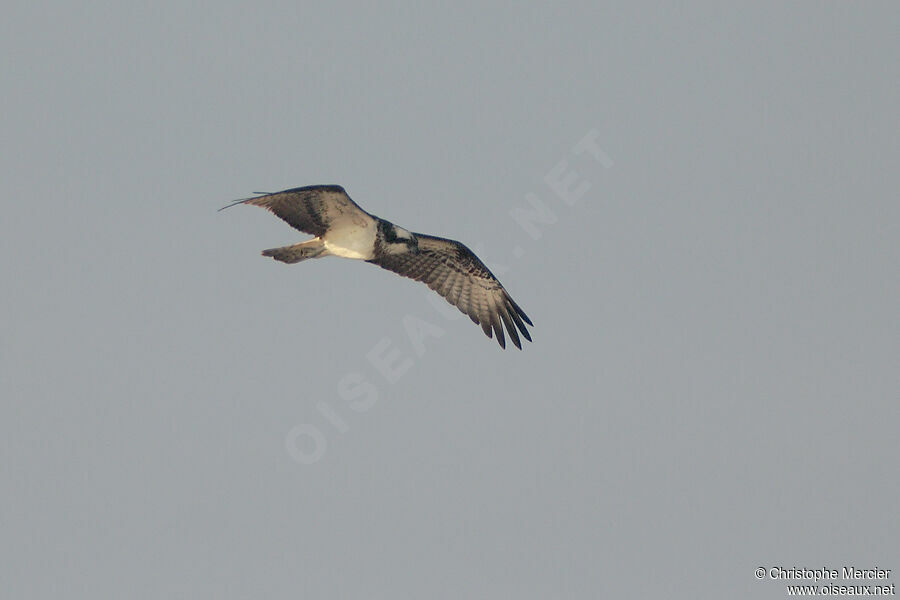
xmin=323 ymin=222 xmax=376 ymax=260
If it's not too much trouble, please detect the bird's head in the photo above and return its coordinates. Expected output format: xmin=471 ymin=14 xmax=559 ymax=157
xmin=379 ymin=221 xmax=419 ymax=255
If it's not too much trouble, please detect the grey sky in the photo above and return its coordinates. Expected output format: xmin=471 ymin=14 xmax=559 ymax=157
xmin=1 ymin=2 xmax=897 ymax=598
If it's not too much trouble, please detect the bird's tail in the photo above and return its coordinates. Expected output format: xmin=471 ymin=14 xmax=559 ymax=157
xmin=261 ymin=239 xmax=326 ymax=264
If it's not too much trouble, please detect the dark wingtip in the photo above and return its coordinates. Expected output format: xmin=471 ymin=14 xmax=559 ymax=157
xmin=498 ymin=306 xmax=522 ymax=350
xmin=504 ymin=301 xmax=533 ymax=343
xmin=505 ymin=295 xmax=533 ymax=327
xmin=516 ymin=306 xmax=534 ymax=327
xmin=218 ymin=198 xmax=250 ymax=212
xmin=218 ymin=189 xmax=278 ymax=212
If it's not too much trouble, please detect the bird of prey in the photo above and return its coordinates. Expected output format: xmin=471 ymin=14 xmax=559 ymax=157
xmin=221 ymin=185 xmax=533 ymax=349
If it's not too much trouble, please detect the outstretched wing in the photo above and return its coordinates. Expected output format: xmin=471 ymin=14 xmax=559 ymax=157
xmin=219 ymin=185 xmax=369 ymax=237
xmin=369 ymin=234 xmax=533 ymax=349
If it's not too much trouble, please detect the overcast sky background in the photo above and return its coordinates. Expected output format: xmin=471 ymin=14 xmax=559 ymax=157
xmin=1 ymin=2 xmax=897 ymax=598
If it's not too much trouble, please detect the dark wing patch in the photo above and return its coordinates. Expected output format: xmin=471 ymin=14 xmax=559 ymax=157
xmin=219 ymin=185 xmax=367 ymax=237
xmin=369 ymin=234 xmax=533 ymax=349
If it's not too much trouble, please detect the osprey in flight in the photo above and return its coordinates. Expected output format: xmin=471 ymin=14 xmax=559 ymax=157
xmin=222 ymin=185 xmax=533 ymax=349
